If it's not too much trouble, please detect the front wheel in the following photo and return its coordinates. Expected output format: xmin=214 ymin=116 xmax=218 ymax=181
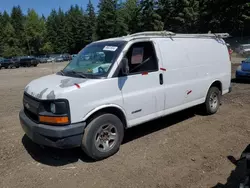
xmin=204 ymin=87 xmax=221 ymax=115
xmin=81 ymin=113 xmax=124 ymax=160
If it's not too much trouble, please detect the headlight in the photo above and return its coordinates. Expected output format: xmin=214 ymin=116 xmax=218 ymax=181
xmin=39 ymin=100 xmax=69 ymax=115
xmin=50 ymin=103 xmax=56 ymax=113
xmin=38 ymin=100 xmax=70 ymax=125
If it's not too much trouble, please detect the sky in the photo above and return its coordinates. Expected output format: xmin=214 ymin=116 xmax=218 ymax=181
xmin=0 ymin=0 xmax=99 ymax=16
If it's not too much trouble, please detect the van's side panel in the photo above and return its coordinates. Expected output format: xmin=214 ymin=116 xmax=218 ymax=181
xmin=156 ymin=37 xmax=230 ymax=112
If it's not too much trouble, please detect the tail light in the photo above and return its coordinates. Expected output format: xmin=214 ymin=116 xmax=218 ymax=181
xmin=228 ymin=48 xmax=233 ymax=61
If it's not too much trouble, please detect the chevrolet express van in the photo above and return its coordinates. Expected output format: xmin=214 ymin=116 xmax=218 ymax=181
xmin=20 ymin=31 xmax=232 ymax=160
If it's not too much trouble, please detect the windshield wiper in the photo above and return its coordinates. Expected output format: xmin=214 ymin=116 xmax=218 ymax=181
xmin=66 ymin=70 xmax=87 ymax=78
xmin=57 ymin=70 xmax=65 ymax=76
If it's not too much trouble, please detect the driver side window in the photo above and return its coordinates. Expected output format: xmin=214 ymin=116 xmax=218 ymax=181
xmin=125 ymin=41 xmax=158 ymax=74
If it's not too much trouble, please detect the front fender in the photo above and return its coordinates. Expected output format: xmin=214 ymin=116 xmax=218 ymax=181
xmin=82 ymin=104 xmax=127 ymax=124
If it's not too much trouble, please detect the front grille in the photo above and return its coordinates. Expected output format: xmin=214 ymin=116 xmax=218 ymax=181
xmin=23 ymin=93 xmax=40 ymax=123
xmin=24 ymin=108 xmax=39 ymax=122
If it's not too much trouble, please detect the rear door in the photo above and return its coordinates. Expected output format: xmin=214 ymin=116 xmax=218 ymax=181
xmin=117 ymin=41 xmax=165 ymax=127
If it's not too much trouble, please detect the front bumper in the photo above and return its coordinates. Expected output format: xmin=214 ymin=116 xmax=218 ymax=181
xmin=19 ymin=109 xmax=86 ymax=148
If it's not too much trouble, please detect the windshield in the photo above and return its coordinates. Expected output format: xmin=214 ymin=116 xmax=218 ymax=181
xmin=245 ymin=57 xmax=250 ymax=62
xmin=63 ymin=41 xmax=126 ymax=78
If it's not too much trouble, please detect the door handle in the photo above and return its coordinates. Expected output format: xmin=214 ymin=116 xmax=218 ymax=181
xmin=159 ymin=73 xmax=163 ymax=85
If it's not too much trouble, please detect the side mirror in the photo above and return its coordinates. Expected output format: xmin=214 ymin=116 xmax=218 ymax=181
xmin=120 ymin=58 xmax=129 ymax=75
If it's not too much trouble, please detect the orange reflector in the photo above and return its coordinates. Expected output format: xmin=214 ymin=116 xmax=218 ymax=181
xmin=39 ymin=116 xmax=69 ymax=124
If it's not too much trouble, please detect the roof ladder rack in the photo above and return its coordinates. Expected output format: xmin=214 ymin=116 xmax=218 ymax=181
xmin=176 ymin=33 xmax=230 ymax=38
xmin=127 ymin=31 xmax=230 ymax=39
xmin=128 ymin=31 xmax=176 ymax=37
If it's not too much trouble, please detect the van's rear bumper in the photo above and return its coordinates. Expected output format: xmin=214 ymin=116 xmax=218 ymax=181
xmin=19 ymin=109 xmax=86 ymax=149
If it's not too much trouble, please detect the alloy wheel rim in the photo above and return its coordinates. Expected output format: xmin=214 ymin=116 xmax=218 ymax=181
xmin=95 ymin=124 xmax=118 ymax=152
xmin=209 ymin=92 xmax=219 ymax=110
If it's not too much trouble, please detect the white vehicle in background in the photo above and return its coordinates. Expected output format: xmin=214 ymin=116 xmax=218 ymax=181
xmin=47 ymin=57 xmax=54 ymax=63
xmin=19 ymin=31 xmax=232 ymax=160
xmin=236 ymin=44 xmax=250 ymax=56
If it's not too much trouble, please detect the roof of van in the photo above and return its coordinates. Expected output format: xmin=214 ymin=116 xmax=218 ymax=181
xmin=94 ymin=31 xmax=230 ymax=43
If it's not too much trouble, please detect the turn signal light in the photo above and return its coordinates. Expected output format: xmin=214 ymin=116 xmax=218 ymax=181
xmin=39 ymin=116 xmax=69 ymax=124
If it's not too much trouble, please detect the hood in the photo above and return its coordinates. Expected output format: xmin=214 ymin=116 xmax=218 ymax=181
xmin=25 ymin=74 xmax=92 ymax=100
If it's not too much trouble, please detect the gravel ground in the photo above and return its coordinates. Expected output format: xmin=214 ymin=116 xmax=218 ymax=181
xmin=0 ymin=59 xmax=250 ymax=188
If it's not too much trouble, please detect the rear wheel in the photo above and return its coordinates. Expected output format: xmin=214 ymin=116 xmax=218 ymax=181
xmin=204 ymin=87 xmax=221 ymax=115
xmin=81 ymin=113 xmax=124 ymax=160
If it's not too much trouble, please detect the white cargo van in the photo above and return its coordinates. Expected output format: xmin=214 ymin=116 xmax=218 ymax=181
xmin=20 ymin=31 xmax=232 ymax=160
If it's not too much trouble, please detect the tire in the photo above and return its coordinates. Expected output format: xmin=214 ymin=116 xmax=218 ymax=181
xmin=204 ymin=87 xmax=221 ymax=115
xmin=33 ymin=64 xmax=37 ymax=67
xmin=81 ymin=113 xmax=124 ymax=160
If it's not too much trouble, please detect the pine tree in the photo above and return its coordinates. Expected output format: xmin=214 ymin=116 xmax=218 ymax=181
xmin=96 ymin=0 xmax=117 ymax=39
xmin=10 ymin=6 xmax=25 ymax=55
xmin=46 ymin=9 xmax=58 ymax=53
xmin=2 ymin=11 xmax=10 ymax=26
xmin=171 ymin=0 xmax=200 ymax=33
xmin=221 ymin=1 xmax=250 ymax=35
xmin=66 ymin=5 xmax=88 ymax=53
xmin=86 ymin=0 xmax=96 ymax=43
xmin=24 ymin=9 xmax=46 ymax=55
xmin=241 ymin=2 xmax=250 ymax=36
xmin=56 ymin=8 xmax=69 ymax=53
xmin=40 ymin=42 xmax=53 ymax=54
xmin=114 ymin=1 xmax=128 ymax=36
xmin=0 ymin=13 xmax=4 ymax=56
xmin=158 ymin=0 xmax=175 ymax=31
xmin=140 ymin=0 xmax=164 ymax=31
xmin=2 ymin=22 xmax=20 ymax=57
xmin=11 ymin=6 xmax=24 ymax=36
xmin=124 ymin=0 xmax=140 ymax=34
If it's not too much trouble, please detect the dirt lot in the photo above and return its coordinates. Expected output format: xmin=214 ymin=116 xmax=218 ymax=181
xmin=0 ymin=58 xmax=250 ymax=188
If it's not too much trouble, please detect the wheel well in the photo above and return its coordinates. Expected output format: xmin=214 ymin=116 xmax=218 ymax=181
xmin=210 ymin=81 xmax=222 ymax=92
xmin=86 ymin=107 xmax=127 ymax=129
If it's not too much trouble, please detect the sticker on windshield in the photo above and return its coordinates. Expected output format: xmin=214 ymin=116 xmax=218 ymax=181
xmin=103 ymin=46 xmax=118 ymax=51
